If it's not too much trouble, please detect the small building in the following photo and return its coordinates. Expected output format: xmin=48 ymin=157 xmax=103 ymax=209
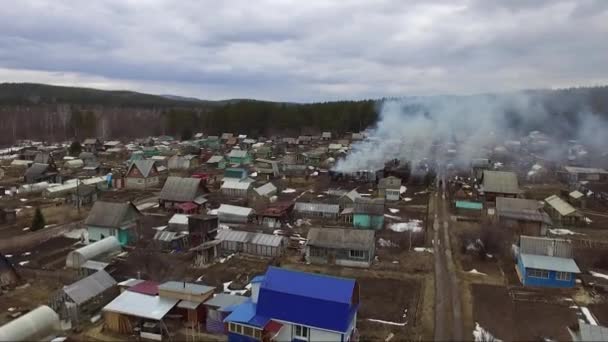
xmin=221 ymin=178 xmax=254 ymax=197
xmin=66 ymin=236 xmax=122 ymax=269
xmin=125 ymin=160 xmax=160 ymax=189
xmin=217 ymin=204 xmax=255 ymax=224
xmin=544 ymin=195 xmax=583 ymax=227
xmin=353 ymin=198 xmax=385 ymax=230
xmin=322 ymin=132 xmax=332 ymax=140
xmin=454 ymin=200 xmax=484 ymax=217
xmin=338 ymin=189 xmax=361 ymax=210
xmin=481 ymin=170 xmax=519 ymax=202
xmin=517 ymin=235 xmax=580 ymax=288
xmin=24 ymin=163 xmax=58 ymax=184
xmin=227 ymin=150 xmax=251 ymax=165
xmin=495 ymin=197 xmax=551 ymax=236
xmin=159 ymin=177 xmax=204 ymax=210
xmin=168 ymin=154 xmax=200 ymax=170
xmin=249 ymin=182 xmax=278 ymax=210
xmin=568 ymin=190 xmax=586 ymax=209
xmin=560 ymin=166 xmax=608 ymax=184
xmin=294 ymin=202 xmax=340 ymax=219
xmin=70 ymin=184 xmax=98 ymax=208
xmin=256 ymin=202 xmax=294 ymax=228
xmin=223 ymin=168 xmax=248 ymax=181
xmin=206 ymin=155 xmax=227 ymax=169
xmin=50 ymin=270 xmax=118 ymax=326
xmin=306 ymin=228 xmax=375 ymax=268
xmin=378 ymin=176 xmax=402 ymax=201
xmin=158 ymin=281 xmax=216 ymax=329
xmin=216 ymin=230 xmax=287 ymax=257
xmin=204 ymin=294 xmax=248 ymax=334
xmin=254 ymin=159 xmax=280 ymax=179
xmin=103 ymin=141 xmax=121 ymax=150
xmin=64 ymin=159 xmax=85 ymax=170
xmin=568 ymin=320 xmax=608 ymax=341
xmin=0 ymin=305 xmax=60 ymax=342
xmin=188 ymin=215 xmax=219 ymax=246
xmin=82 ymin=138 xmax=103 ymax=153
xmin=224 ymin=267 xmax=359 ymax=342
xmin=221 ymin=133 xmax=234 ymax=142
xmin=0 ymin=253 xmax=20 ymax=287
xmin=85 ymin=201 xmax=141 ymax=245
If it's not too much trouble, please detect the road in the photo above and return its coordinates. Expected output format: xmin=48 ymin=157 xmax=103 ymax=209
xmin=433 ymin=174 xmax=464 ymax=341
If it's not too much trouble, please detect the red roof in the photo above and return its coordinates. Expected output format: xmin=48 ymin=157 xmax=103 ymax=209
xmin=264 ymin=320 xmax=283 ymax=333
xmin=260 ymin=202 xmax=294 ymax=217
xmin=177 ymin=202 xmax=198 ymax=212
xmin=127 ymin=280 xmax=160 ymax=296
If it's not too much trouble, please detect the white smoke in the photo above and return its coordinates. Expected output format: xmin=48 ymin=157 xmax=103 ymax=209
xmin=334 ymin=93 xmax=608 ymax=173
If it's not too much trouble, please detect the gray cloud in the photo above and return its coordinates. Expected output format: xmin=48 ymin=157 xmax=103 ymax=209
xmin=0 ymin=0 xmax=607 ymax=101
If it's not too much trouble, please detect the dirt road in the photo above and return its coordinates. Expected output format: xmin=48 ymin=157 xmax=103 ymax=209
xmin=433 ymin=175 xmax=464 ymax=341
xmin=0 ymin=220 xmax=82 ymax=253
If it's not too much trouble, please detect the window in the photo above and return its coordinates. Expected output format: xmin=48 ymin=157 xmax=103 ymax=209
xmin=310 ymin=247 xmax=327 ymax=257
xmin=350 ymin=250 xmax=366 ymax=259
xmin=556 ymin=271 xmax=571 ymax=281
xmin=243 ymin=326 xmax=253 ymax=337
xmin=254 ymin=330 xmax=262 ymax=339
xmin=294 ymin=325 xmax=309 ymax=340
xmin=527 ymin=268 xmax=549 ymax=279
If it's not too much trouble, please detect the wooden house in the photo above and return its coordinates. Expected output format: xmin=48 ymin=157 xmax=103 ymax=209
xmin=85 ymin=201 xmax=141 ymax=245
xmin=306 ymin=227 xmax=375 ymax=268
xmin=159 ymin=177 xmax=204 ymax=210
xmin=82 ymin=138 xmax=103 ymax=154
xmin=353 ymin=198 xmax=385 ymax=230
xmin=125 ymin=160 xmax=159 ymax=189
xmin=378 ymin=176 xmax=401 ymax=201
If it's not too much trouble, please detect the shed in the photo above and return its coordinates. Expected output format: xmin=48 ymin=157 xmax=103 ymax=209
xmin=378 ymin=176 xmax=401 ymax=201
xmin=159 ymin=177 xmax=203 ymax=209
xmin=306 ymin=228 xmax=375 ymax=268
xmin=517 ymin=236 xmax=580 ymax=288
xmin=353 ymin=198 xmax=385 ymax=230
xmin=569 ymin=320 xmax=608 ymax=341
xmin=0 ymin=305 xmax=59 ymax=342
xmin=221 ymin=179 xmax=253 ymax=197
xmin=216 ymin=230 xmax=287 ymax=257
xmin=495 ymin=197 xmax=551 ymax=236
xmin=0 ymin=253 xmax=20 ymax=287
xmin=481 ymin=170 xmax=519 ymax=201
xmin=85 ymin=201 xmax=140 ymax=245
xmin=217 ymin=204 xmax=254 ymax=224
xmin=159 ymin=281 xmax=216 ymax=327
xmin=66 ymin=236 xmax=121 ymax=269
xmin=227 ymin=150 xmax=251 ymax=165
xmin=545 ymin=195 xmax=583 ymax=227
xmin=294 ymin=202 xmax=340 ymax=219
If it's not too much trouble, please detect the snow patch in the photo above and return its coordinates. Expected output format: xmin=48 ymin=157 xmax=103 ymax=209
xmin=403 ymin=197 xmax=413 ymax=202
xmin=384 ymin=214 xmax=401 ymax=220
xmin=389 ymin=220 xmax=423 ymax=233
xmin=549 ymin=228 xmax=582 ymax=236
xmin=467 ymin=269 xmax=487 ymax=276
xmin=388 ymin=208 xmax=400 ymax=214
xmin=223 ymin=281 xmax=252 ymax=295
xmin=250 ymin=172 xmax=258 ymax=177
xmin=590 ymin=271 xmax=608 ymax=280
xmin=400 ymin=186 xmax=407 ymax=194
xmin=282 ymin=188 xmax=296 ymax=194
xmin=18 ymin=261 xmax=29 ymax=266
xmin=219 ymin=253 xmax=235 ymax=264
xmin=413 ymin=247 xmax=433 ymax=253
xmin=378 ymin=238 xmax=399 ymax=248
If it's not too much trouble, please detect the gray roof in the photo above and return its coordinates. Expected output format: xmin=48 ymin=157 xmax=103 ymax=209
xmin=294 ymin=202 xmax=340 ymax=214
xmin=63 ymin=270 xmax=116 ymax=305
xmin=354 ymin=197 xmax=385 ymax=215
xmin=496 ymin=197 xmax=542 ymax=212
xmin=206 ymin=155 xmax=224 ymax=164
xmin=160 ymin=177 xmax=201 ymax=202
xmin=254 ymin=182 xmax=277 ymax=197
xmin=545 ymin=195 xmax=579 ymax=217
xmin=204 ymin=293 xmax=248 ymax=310
xmin=482 ymin=170 xmax=519 ymax=194
xmin=520 ymin=235 xmax=572 ymax=258
xmin=378 ymin=176 xmax=401 ymax=189
xmin=128 ymin=160 xmax=156 ymax=178
xmin=520 ymin=253 xmax=580 ymax=273
xmin=218 ymin=204 xmax=254 ymax=217
xmin=228 ymin=150 xmax=248 ymax=158
xmin=216 ymin=229 xmax=285 ymax=247
xmin=307 ymin=228 xmax=374 ymax=250
xmin=85 ymin=201 xmax=139 ymax=228
xmin=574 ymin=321 xmax=608 ymax=341
xmin=24 ymin=163 xmax=50 ymax=180
xmin=33 ymin=152 xmax=51 ymax=164
xmin=158 ymin=281 xmax=215 ymax=296
xmin=83 ymin=138 xmax=100 ymax=145
xmin=564 ymin=166 xmax=608 ymax=175
xmin=496 ymin=197 xmax=551 ymax=224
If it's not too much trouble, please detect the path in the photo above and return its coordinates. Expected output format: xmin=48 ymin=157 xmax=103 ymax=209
xmin=0 ymin=220 xmax=83 ymax=253
xmin=433 ymin=173 xmax=463 ymax=341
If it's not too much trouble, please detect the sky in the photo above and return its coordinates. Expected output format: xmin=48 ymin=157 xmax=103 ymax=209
xmin=1 ymin=0 xmax=607 ymax=102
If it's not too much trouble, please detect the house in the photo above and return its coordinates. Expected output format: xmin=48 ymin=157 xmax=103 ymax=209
xmin=254 ymin=159 xmax=280 ymax=179
xmin=481 ymin=170 xmax=519 ymax=202
xmin=24 ymin=163 xmax=58 ymax=184
xmin=568 ymin=320 xmax=608 ymax=341
xmin=85 ymin=201 xmax=141 ymax=245
xmin=353 ymin=198 xmax=385 ymax=230
xmin=221 ymin=133 xmax=234 ymax=142
xmin=70 ymin=184 xmax=98 ymax=208
xmin=188 ymin=215 xmax=218 ymax=246
xmin=217 ymin=204 xmax=255 ymax=224
xmin=103 ymin=140 xmax=121 ymax=150
xmin=224 ymin=168 xmax=248 ymax=181
xmin=125 ymin=160 xmax=159 ymax=189
xmin=159 ymin=177 xmax=204 ymax=210
xmin=224 ymin=267 xmax=359 ymax=342
xmin=560 ymin=166 xmax=608 ymax=184
xmin=378 ymin=176 xmax=402 ymax=201
xmin=306 ymin=228 xmax=375 ymax=268
xmin=158 ymin=281 xmax=216 ymax=329
xmin=221 ymin=178 xmax=254 ymax=197
xmin=568 ymin=190 xmax=586 ymax=209
xmin=204 ymin=294 xmax=248 ymax=334
xmin=0 ymin=305 xmax=60 ymax=342
xmin=66 ymin=236 xmax=122 ymax=269
xmin=545 ymin=195 xmax=583 ymax=227
xmin=228 ymin=150 xmax=251 ymax=165
xmin=206 ymin=155 xmax=227 ymax=169
xmin=294 ymin=202 xmax=340 ymax=219
xmin=50 ymin=270 xmax=118 ymax=326
xmin=297 ymin=135 xmax=312 ymax=145
xmin=471 ymin=158 xmax=491 ymax=180
xmin=204 ymin=136 xmax=221 ymax=149
xmin=322 ymin=132 xmax=332 ymax=140
xmin=217 ymin=230 xmax=287 ymax=257
xmin=0 ymin=253 xmax=20 ymax=287
xmin=454 ymin=200 xmax=483 ymax=217
xmin=249 ymin=182 xmax=278 ymax=210
xmin=256 ymin=202 xmax=294 ymax=228
xmin=33 ymin=152 xmax=55 ymax=166
xmin=517 ymin=236 xmax=581 ymax=288
xmin=252 ymin=146 xmax=272 ymax=160
xmin=168 ymin=154 xmax=200 ymax=170
xmin=82 ymin=138 xmax=103 ymax=153
xmin=495 ymin=197 xmax=552 ymax=236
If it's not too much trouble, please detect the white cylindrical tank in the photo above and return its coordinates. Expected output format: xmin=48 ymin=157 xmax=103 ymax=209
xmin=0 ymin=305 xmax=59 ymax=341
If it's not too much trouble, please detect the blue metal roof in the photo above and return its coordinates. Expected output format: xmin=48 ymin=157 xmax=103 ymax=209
xmin=256 ymin=267 xmax=358 ymax=333
xmin=251 ymin=275 xmax=265 ymax=284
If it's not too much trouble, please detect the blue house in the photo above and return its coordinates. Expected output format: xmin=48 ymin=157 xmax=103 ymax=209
xmin=353 ymin=198 xmax=385 ymax=230
xmin=517 ymin=236 xmax=581 ymax=288
xmin=224 ymin=267 xmax=359 ymax=342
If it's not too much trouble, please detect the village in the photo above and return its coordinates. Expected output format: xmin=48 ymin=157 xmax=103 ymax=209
xmin=0 ymin=130 xmax=607 ymax=342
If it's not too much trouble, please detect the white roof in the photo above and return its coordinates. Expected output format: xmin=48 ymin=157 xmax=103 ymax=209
xmin=218 ymin=204 xmax=253 ymax=217
xmin=221 ymin=180 xmax=252 ymax=191
xmin=545 ymin=195 xmax=578 ymax=216
xmin=103 ymin=291 xmax=179 ymax=320
xmin=564 ymin=166 xmax=608 ymax=174
xmin=169 ymin=214 xmax=189 ymax=225
xmin=569 ymin=190 xmax=584 ymax=199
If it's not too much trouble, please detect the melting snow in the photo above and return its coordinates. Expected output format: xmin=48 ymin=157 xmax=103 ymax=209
xmin=22 ymin=252 xmax=31 ymax=256
xmin=384 ymin=214 xmax=401 ymax=220
xmin=467 ymin=269 xmax=487 ymax=276
xmin=378 ymin=238 xmax=399 ymax=248
xmin=223 ymin=281 xmax=252 ymax=295
xmin=22 ymin=227 xmax=30 ymax=231
xmin=389 ymin=220 xmax=423 ymax=233
xmin=219 ymin=253 xmax=235 ymax=263
xmin=549 ymin=228 xmax=582 ymax=236
xmin=581 ymin=307 xmax=598 ymax=325
xmin=400 ymin=186 xmax=407 ymax=194
xmin=5 ymin=254 xmax=12 ymax=258
xmin=585 ymin=217 xmax=593 ymax=223
xmin=208 ymin=209 xmax=218 ymax=215
xmin=388 ymin=208 xmax=400 ymax=214
xmin=414 ymin=247 xmax=433 ymax=253
xmin=403 ymin=197 xmax=413 ymax=202
xmin=282 ymin=188 xmax=297 ymax=193
xmin=19 ymin=198 xmax=27 ymax=202
xmin=250 ymin=172 xmax=258 ymax=177
xmin=473 ymin=322 xmax=501 ymax=342
xmin=367 ymin=319 xmax=407 ymax=326
xmin=18 ymin=261 xmax=29 ymax=266
xmin=590 ymin=271 xmax=608 ymax=280
xmin=311 ymin=171 xmax=319 ymax=176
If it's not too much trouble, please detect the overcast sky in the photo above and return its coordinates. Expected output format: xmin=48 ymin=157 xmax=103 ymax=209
xmin=1 ymin=0 xmax=607 ymax=102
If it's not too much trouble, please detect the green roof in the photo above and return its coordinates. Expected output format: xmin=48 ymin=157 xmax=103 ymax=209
xmin=455 ymin=201 xmax=483 ymax=210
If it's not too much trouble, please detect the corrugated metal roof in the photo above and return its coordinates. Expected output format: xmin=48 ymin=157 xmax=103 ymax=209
xmin=545 ymin=195 xmax=578 ymax=216
xmin=204 ymin=293 xmax=248 ymax=310
xmin=85 ymin=201 xmax=139 ymax=228
xmin=216 ymin=229 xmax=285 ymax=247
xmin=294 ymin=202 xmax=340 ymax=214
xmin=307 ymin=228 xmax=374 ymax=250
xmin=254 ymin=182 xmax=277 ymax=197
xmin=158 ymin=281 xmax=215 ymax=295
xmin=103 ymin=291 xmax=178 ymax=320
xmin=482 ymin=171 xmax=519 ymax=194
xmin=578 ymin=321 xmax=608 ymax=341
xmin=520 ymin=253 xmax=580 ymax=273
xmin=128 ymin=160 xmax=156 ymax=178
xmin=218 ymin=204 xmax=254 ymax=217
xmin=354 ymin=197 xmax=385 ymax=215
xmin=206 ymin=155 xmax=224 ymax=164
xmin=221 ymin=180 xmax=252 ymax=191
xmin=520 ymin=236 xmax=572 ymax=258
xmin=496 ymin=197 xmax=542 ymax=212
xmin=570 ymin=190 xmax=584 ymax=199
xmin=455 ymin=201 xmax=483 ymax=210
xmin=63 ymin=270 xmax=116 ymax=305
xmin=160 ymin=177 xmax=201 ymax=202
